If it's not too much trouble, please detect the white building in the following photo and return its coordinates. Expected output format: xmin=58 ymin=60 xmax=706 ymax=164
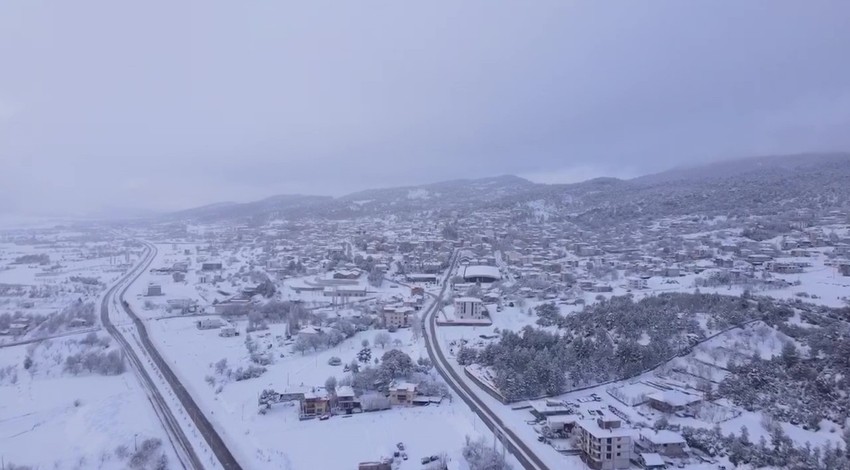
xmin=627 ymin=277 xmax=648 ymax=290
xmin=322 ymin=286 xmax=368 ymax=298
xmin=454 ymin=297 xmax=485 ymax=319
xmin=638 ymin=429 xmax=687 ymax=457
xmin=576 ymin=418 xmax=633 ymax=470
xmin=460 ymin=265 xmax=501 ymax=283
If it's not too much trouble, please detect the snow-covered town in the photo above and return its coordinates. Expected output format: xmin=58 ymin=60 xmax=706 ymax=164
xmin=4 ymin=3 xmax=850 ymax=469
xmin=3 ymin=153 xmax=850 ymax=470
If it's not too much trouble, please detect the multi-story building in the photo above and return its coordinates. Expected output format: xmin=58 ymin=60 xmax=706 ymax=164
xmin=383 ymin=306 xmax=413 ymax=329
xmin=388 ymin=381 xmax=418 ymax=406
xmin=576 ymin=417 xmax=633 ymax=470
xmin=334 ymin=386 xmax=360 ymax=414
xmin=454 ymin=297 xmax=485 ymax=319
xmin=300 ymin=391 xmax=329 ymax=419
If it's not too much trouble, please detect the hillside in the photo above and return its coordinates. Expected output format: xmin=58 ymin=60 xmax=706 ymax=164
xmin=166 ymin=153 xmax=850 ymax=224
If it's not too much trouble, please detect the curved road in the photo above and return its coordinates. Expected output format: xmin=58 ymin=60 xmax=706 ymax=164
xmin=421 ymin=253 xmax=550 ymax=470
xmin=101 ymin=243 xmax=202 ymax=469
xmin=105 ymin=242 xmax=243 ymax=470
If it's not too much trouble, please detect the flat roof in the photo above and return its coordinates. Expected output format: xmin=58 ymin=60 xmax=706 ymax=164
xmin=577 ymin=419 xmax=634 ymax=439
xmin=640 ymin=429 xmax=686 ymax=445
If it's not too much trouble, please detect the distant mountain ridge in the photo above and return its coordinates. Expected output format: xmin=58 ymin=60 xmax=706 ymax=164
xmin=166 ymin=153 xmax=850 ymax=223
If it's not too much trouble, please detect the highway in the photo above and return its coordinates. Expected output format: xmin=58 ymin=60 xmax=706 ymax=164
xmin=103 ymin=242 xmax=243 ymax=470
xmin=420 ymin=252 xmax=550 ymax=470
xmin=100 ymin=243 xmax=202 ymax=469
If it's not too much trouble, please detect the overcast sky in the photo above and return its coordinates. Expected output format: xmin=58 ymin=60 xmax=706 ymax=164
xmin=2 ymin=1 xmax=850 ymax=216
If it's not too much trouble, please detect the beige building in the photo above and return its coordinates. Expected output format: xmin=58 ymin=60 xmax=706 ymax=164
xmin=383 ymin=306 xmax=413 ymax=329
xmin=576 ymin=417 xmax=633 ymax=470
xmin=388 ymin=381 xmax=417 ymax=406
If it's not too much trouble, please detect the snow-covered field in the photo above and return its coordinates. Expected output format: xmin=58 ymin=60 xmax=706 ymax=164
xmin=141 ymin=315 xmax=504 ymax=469
xmin=0 ymin=337 xmax=176 ymax=470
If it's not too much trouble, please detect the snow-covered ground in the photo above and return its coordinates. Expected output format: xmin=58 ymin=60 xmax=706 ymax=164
xmin=139 ymin=315 xmax=511 ymax=469
xmin=0 ymin=337 xmax=177 ymax=470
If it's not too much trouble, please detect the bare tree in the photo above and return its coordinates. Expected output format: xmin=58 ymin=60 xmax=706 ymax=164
xmin=374 ymin=332 xmax=391 ymax=349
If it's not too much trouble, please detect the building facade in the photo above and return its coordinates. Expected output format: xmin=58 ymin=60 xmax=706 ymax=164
xmin=454 ymin=297 xmax=485 ymax=319
xmin=576 ymin=418 xmax=632 ymax=470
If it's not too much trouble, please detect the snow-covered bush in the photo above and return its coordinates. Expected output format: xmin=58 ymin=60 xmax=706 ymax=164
xmin=462 ymin=436 xmax=512 ymax=470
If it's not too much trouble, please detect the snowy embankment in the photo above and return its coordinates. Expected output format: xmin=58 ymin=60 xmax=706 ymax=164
xmin=0 ymin=339 xmax=176 ymax=470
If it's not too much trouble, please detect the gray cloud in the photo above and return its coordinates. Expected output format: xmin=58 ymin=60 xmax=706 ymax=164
xmin=2 ymin=1 xmax=849 ymax=215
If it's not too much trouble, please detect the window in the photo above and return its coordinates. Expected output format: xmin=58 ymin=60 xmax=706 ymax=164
xmin=616 ymin=452 xmax=621 ymax=457
xmin=606 ymin=453 xmax=611 ymax=459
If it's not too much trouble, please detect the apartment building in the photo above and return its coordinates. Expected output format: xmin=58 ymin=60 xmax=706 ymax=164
xmin=576 ymin=417 xmax=633 ymax=470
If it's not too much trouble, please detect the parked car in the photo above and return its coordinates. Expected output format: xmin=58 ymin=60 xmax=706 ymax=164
xmin=328 ymin=356 xmax=342 ymax=366
xmin=319 ymin=413 xmax=330 ymax=421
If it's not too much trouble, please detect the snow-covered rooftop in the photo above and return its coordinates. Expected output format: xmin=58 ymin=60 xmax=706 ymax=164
xmin=577 ymin=419 xmax=634 ymax=439
xmin=639 ymin=429 xmax=686 ymax=445
xmin=461 ymin=265 xmax=501 ymax=281
xmin=647 ymin=389 xmax=702 ymax=407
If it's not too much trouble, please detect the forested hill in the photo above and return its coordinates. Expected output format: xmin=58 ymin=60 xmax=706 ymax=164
xmin=165 ymin=153 xmax=850 ymax=224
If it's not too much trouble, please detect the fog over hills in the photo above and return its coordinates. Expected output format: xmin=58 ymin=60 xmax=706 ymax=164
xmin=168 ymin=152 xmax=850 ymax=223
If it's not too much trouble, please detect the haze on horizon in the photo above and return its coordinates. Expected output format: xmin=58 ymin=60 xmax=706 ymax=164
xmin=2 ymin=1 xmax=850 ymax=217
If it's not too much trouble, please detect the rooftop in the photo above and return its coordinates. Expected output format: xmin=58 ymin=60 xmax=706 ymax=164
xmin=647 ymin=389 xmax=702 ymax=407
xmin=639 ymin=429 xmax=686 ymax=445
xmin=577 ymin=419 xmax=634 ymax=439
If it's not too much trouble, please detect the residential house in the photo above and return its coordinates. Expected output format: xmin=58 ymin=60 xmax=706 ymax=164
xmin=301 ymin=390 xmax=330 ymax=419
xmin=297 ymin=325 xmax=322 ymax=339
xmin=388 ymin=381 xmax=418 ymax=406
xmin=638 ymin=429 xmax=687 ymax=457
xmin=647 ymin=390 xmax=702 ymax=414
xmin=335 ymin=386 xmax=360 ymax=414
xmin=9 ymin=321 xmax=29 ymax=336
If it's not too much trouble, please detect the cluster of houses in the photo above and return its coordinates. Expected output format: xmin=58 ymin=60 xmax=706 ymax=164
xmin=260 ymin=380 xmax=439 ymax=420
xmin=445 ymin=208 xmax=850 ymax=304
xmin=533 ymin=393 xmax=697 ymax=470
